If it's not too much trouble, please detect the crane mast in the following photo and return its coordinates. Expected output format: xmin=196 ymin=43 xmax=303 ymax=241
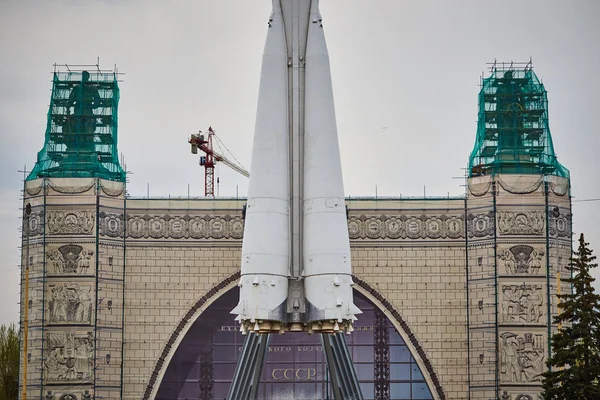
xmin=189 ymin=126 xmax=248 ymax=197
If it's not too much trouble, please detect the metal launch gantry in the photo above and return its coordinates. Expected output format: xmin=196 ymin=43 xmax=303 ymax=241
xmin=189 ymin=126 xmax=249 ymax=197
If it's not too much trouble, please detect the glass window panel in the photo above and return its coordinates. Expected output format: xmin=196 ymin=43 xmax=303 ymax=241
xmin=411 ymin=363 xmax=425 ymax=380
xmin=265 ymin=345 xmax=295 ymax=362
xmin=213 ymin=330 xmax=236 ymax=344
xmin=353 ymin=345 xmax=374 ymax=362
xmin=182 ymin=361 xmax=199 ymax=380
xmin=213 ymin=345 xmax=235 ymax=361
xmin=359 ymin=382 xmax=375 ymax=398
xmin=213 ymin=382 xmax=230 ymax=399
xmin=390 ymin=382 xmax=411 ymax=399
xmin=354 ymin=363 xmax=373 ymax=380
xmin=180 ymin=382 xmax=198 ymax=398
xmin=297 ymin=344 xmax=324 ymax=362
xmin=389 ymin=327 xmax=406 ymax=344
xmin=390 ymin=345 xmax=411 ymax=362
xmin=390 ymin=362 xmax=411 ymax=381
xmin=352 ymin=327 xmax=375 ymax=344
xmin=213 ymin=363 xmax=235 ymax=381
xmin=412 ymin=382 xmax=433 ymax=399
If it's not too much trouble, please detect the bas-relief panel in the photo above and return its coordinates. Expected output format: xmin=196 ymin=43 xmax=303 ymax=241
xmin=46 ymin=245 xmax=95 ymax=276
xmin=44 ymin=331 xmax=94 ymax=384
xmin=501 ymin=284 xmax=544 ymax=324
xmin=500 ymin=332 xmax=545 ymax=384
xmin=498 ymin=245 xmax=545 ymax=275
xmin=497 ymin=211 xmax=545 ymax=236
xmin=48 ymin=283 xmax=94 ymax=325
xmin=47 ymin=211 xmax=95 ymax=235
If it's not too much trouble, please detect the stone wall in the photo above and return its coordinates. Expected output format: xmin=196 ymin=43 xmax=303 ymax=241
xmin=19 ymin=174 xmax=571 ymax=400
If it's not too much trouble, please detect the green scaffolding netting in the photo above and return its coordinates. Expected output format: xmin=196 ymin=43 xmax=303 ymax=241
xmin=468 ymin=64 xmax=569 ymax=178
xmin=27 ymin=69 xmax=125 ymax=182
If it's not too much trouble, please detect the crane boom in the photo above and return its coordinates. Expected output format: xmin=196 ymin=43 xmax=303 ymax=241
xmin=213 ymin=150 xmax=249 ymax=177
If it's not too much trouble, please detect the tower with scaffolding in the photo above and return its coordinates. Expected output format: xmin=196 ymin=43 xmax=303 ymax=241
xmin=465 ymin=60 xmax=572 ymax=399
xmin=28 ymin=64 xmax=125 ymax=181
xmin=469 ymin=60 xmax=569 ymax=178
xmin=20 ymin=63 xmax=127 ymax=400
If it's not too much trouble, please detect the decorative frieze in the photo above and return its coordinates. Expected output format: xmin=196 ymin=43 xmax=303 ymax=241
xmin=47 ymin=211 xmax=95 ymax=235
xmin=126 ymin=214 xmax=245 ymax=240
xmin=497 ymin=211 xmax=545 ymax=236
xmin=498 ymin=245 xmax=544 ymax=275
xmin=501 ymin=284 xmax=544 ymax=323
xmin=500 ymin=332 xmax=545 ymax=384
xmin=349 ymin=214 xmax=465 ymax=240
xmin=44 ymin=331 xmax=94 ymax=384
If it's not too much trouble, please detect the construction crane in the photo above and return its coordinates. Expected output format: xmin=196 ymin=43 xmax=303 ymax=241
xmin=189 ymin=126 xmax=249 ymax=197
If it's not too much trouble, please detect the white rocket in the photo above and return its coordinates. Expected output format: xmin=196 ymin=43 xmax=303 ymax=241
xmin=233 ymin=0 xmax=360 ymax=334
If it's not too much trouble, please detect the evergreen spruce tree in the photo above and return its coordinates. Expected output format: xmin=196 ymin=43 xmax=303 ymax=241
xmin=542 ymin=233 xmax=600 ymax=399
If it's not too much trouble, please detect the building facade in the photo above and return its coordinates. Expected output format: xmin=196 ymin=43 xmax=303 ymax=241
xmin=19 ymin=63 xmax=571 ymax=400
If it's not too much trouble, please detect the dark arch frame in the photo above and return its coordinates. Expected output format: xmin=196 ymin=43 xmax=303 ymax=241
xmin=143 ymin=272 xmax=447 ymax=400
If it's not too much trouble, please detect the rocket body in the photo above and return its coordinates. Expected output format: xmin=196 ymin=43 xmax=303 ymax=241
xmin=233 ymin=0 xmax=360 ymax=334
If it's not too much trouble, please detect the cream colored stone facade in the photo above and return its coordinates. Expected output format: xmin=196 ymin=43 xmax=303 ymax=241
xmin=19 ymin=173 xmax=571 ymax=400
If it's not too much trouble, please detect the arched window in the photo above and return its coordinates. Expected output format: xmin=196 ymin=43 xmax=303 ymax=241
xmin=156 ymin=289 xmax=433 ymax=400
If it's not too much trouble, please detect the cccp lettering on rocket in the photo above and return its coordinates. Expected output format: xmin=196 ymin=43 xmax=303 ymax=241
xmin=232 ymin=0 xmax=361 ymax=334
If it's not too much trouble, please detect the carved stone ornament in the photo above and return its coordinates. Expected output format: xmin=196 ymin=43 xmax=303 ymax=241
xmin=501 ymin=284 xmax=544 ymax=323
xmin=48 ymin=179 xmax=96 ymax=194
xmin=127 ymin=214 xmax=246 ymax=240
xmin=549 ymin=213 xmax=571 ymax=237
xmin=44 ymin=331 xmax=94 ymax=384
xmin=98 ymin=211 xmax=124 ymax=237
xmin=500 ymin=332 xmax=545 ymax=384
xmin=47 ymin=211 xmax=95 ymax=235
xmin=24 ymin=210 xmax=45 ymax=237
xmin=348 ymin=214 xmax=465 ymax=240
xmin=497 ymin=211 xmax=545 ymax=236
xmin=497 ymin=175 xmax=544 ymax=194
xmin=498 ymin=245 xmax=544 ymax=275
xmin=48 ymin=283 xmax=93 ymax=325
xmin=46 ymin=245 xmax=94 ymax=276
xmin=59 ymin=394 xmax=78 ymax=400
xmin=467 ymin=212 xmax=495 ymax=238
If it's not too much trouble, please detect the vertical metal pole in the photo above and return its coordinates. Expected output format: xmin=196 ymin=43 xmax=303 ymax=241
xmin=93 ymin=178 xmax=100 ymax=392
xmin=22 ymin=203 xmax=31 ymax=400
xmin=545 ymin=181 xmax=552 ymax=368
xmin=120 ymin=181 xmax=127 ymax=400
xmin=492 ymin=180 xmax=499 ymax=396
xmin=463 ymin=197 xmax=471 ymax=399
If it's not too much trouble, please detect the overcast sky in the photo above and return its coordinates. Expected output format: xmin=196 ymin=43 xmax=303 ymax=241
xmin=0 ymin=0 xmax=599 ymax=325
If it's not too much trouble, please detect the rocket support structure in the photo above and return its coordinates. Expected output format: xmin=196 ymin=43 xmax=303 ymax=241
xmin=233 ymin=0 xmax=360 ymax=334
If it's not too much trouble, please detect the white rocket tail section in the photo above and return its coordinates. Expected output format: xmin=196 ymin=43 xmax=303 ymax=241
xmin=303 ymin=0 xmax=361 ymax=326
xmin=233 ymin=0 xmax=290 ymax=330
